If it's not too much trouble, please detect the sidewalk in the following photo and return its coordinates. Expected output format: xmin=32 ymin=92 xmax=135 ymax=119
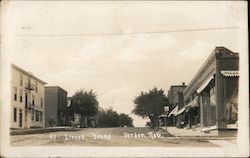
xmin=164 ymin=127 xmax=218 ymax=137
xmin=10 ymin=126 xmax=80 ymax=135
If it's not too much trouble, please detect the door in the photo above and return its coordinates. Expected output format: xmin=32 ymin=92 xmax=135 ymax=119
xmin=25 ymin=93 xmax=28 ymax=108
xmin=19 ymin=110 xmax=23 ymax=127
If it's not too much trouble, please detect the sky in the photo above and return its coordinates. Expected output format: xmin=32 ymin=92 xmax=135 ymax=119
xmin=1 ymin=1 xmax=247 ymax=127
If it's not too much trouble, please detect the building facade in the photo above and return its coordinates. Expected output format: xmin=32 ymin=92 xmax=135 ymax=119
xmin=167 ymin=83 xmax=187 ymax=126
xmin=175 ymin=47 xmax=239 ymax=132
xmin=45 ymin=86 xmax=68 ymax=127
xmin=11 ymin=64 xmax=46 ymax=129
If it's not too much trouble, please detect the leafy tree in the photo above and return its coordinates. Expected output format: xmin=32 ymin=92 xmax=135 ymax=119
xmin=132 ymin=87 xmax=168 ymax=128
xmin=97 ymin=108 xmax=120 ymax=127
xmin=118 ymin=113 xmax=134 ymax=127
xmin=70 ymin=89 xmax=99 ymax=126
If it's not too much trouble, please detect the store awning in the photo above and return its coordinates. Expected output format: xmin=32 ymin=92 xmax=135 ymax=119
xmin=175 ymin=107 xmax=186 ymax=116
xmin=197 ymin=76 xmax=214 ymax=93
xmin=221 ymin=71 xmax=239 ymax=77
xmin=168 ymin=106 xmax=178 ymax=117
xmin=186 ymin=96 xmax=199 ymax=107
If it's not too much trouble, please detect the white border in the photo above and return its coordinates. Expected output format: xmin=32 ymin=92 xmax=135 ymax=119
xmin=0 ymin=1 xmax=249 ymax=157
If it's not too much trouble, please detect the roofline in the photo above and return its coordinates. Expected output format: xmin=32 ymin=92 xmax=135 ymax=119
xmin=12 ymin=64 xmax=47 ymax=84
xmin=170 ymin=85 xmax=187 ymax=88
xmin=45 ymin=86 xmax=68 ymax=92
xmin=183 ymin=47 xmax=238 ymax=96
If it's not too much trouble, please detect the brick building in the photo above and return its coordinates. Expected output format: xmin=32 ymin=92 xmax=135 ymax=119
xmin=45 ymin=86 xmax=67 ymax=127
xmin=177 ymin=47 xmax=239 ymax=132
xmin=166 ymin=83 xmax=187 ymax=126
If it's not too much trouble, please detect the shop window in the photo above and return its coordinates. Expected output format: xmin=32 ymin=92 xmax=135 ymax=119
xmin=40 ymin=112 xmax=43 ymax=122
xmin=223 ymin=77 xmax=238 ymax=124
xmin=35 ymin=110 xmax=39 ymax=122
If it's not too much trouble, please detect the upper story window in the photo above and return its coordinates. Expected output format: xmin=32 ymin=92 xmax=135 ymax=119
xmin=19 ymin=89 xmax=23 ymax=102
xmin=35 ymin=82 xmax=38 ymax=92
xmin=32 ymin=95 xmax=35 ymax=106
xmin=20 ymin=73 xmax=23 ymax=86
xmin=14 ymin=87 xmax=17 ymax=101
xmin=40 ymin=98 xmax=43 ymax=108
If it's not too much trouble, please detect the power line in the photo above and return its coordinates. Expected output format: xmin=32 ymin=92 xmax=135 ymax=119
xmin=15 ymin=26 xmax=238 ymax=37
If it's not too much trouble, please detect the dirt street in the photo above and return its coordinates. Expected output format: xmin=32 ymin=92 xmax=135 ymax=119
xmin=10 ymin=127 xmax=234 ymax=147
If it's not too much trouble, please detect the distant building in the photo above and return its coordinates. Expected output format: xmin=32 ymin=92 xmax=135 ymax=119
xmin=11 ymin=64 xmax=47 ymax=129
xmin=166 ymin=83 xmax=187 ymax=126
xmin=66 ymin=97 xmax=97 ymax=128
xmin=45 ymin=86 xmax=67 ymax=127
xmin=177 ymin=47 xmax=239 ymax=133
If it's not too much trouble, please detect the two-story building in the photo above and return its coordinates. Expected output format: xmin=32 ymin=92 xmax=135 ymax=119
xmin=179 ymin=47 xmax=239 ymax=132
xmin=167 ymin=83 xmax=187 ymax=126
xmin=11 ymin=64 xmax=47 ymax=129
xmin=45 ymin=86 xmax=68 ymax=127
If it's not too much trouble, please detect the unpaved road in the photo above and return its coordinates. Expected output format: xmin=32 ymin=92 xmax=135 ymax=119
xmin=11 ymin=127 xmax=233 ymax=147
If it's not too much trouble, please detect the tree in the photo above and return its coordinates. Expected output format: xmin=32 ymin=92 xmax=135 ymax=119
xmin=70 ymin=89 xmax=99 ymax=127
xmin=118 ymin=113 xmax=134 ymax=127
xmin=132 ymin=87 xmax=168 ymax=128
xmin=97 ymin=108 xmax=134 ymax=128
xmin=97 ymin=108 xmax=120 ymax=127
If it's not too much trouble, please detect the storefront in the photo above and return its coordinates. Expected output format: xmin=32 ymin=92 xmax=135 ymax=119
xmin=182 ymin=47 xmax=239 ymax=132
xmin=185 ymin=96 xmax=200 ymax=128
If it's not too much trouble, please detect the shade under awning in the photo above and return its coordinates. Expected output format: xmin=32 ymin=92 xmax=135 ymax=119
xmin=221 ymin=71 xmax=239 ymax=77
xmin=175 ymin=107 xmax=186 ymax=116
xmin=168 ymin=106 xmax=178 ymax=117
xmin=197 ymin=76 xmax=214 ymax=93
xmin=159 ymin=114 xmax=168 ymax=118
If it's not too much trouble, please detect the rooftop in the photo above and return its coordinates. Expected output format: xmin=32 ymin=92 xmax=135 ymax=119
xmin=12 ymin=64 xmax=47 ymax=84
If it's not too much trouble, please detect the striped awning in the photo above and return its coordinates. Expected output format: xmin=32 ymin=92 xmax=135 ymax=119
xmin=221 ymin=71 xmax=239 ymax=77
xmin=168 ymin=106 xmax=178 ymax=117
xmin=186 ymin=96 xmax=199 ymax=107
xmin=197 ymin=76 xmax=214 ymax=93
xmin=175 ymin=107 xmax=186 ymax=116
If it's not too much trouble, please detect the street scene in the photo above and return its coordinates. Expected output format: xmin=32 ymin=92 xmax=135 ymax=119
xmin=1 ymin=1 xmax=248 ymax=157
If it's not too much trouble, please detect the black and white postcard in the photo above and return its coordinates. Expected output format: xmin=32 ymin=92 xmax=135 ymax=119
xmin=0 ymin=1 xmax=249 ymax=157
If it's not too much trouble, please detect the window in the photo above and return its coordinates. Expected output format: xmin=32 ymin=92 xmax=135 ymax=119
xmin=32 ymin=110 xmax=34 ymax=121
xmin=13 ymin=108 xmax=17 ymax=122
xmin=35 ymin=82 xmax=38 ymax=92
xmin=19 ymin=110 xmax=23 ymax=127
xmin=40 ymin=98 xmax=43 ymax=108
xmin=19 ymin=89 xmax=23 ymax=102
xmin=20 ymin=73 xmax=23 ymax=86
xmin=40 ymin=112 xmax=43 ymax=122
xmin=32 ymin=95 xmax=35 ymax=106
xmin=14 ymin=87 xmax=17 ymax=101
xmin=35 ymin=110 xmax=39 ymax=122
xmin=25 ymin=93 xmax=28 ymax=108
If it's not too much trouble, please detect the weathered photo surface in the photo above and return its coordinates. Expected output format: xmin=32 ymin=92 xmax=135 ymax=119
xmin=0 ymin=1 xmax=249 ymax=157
